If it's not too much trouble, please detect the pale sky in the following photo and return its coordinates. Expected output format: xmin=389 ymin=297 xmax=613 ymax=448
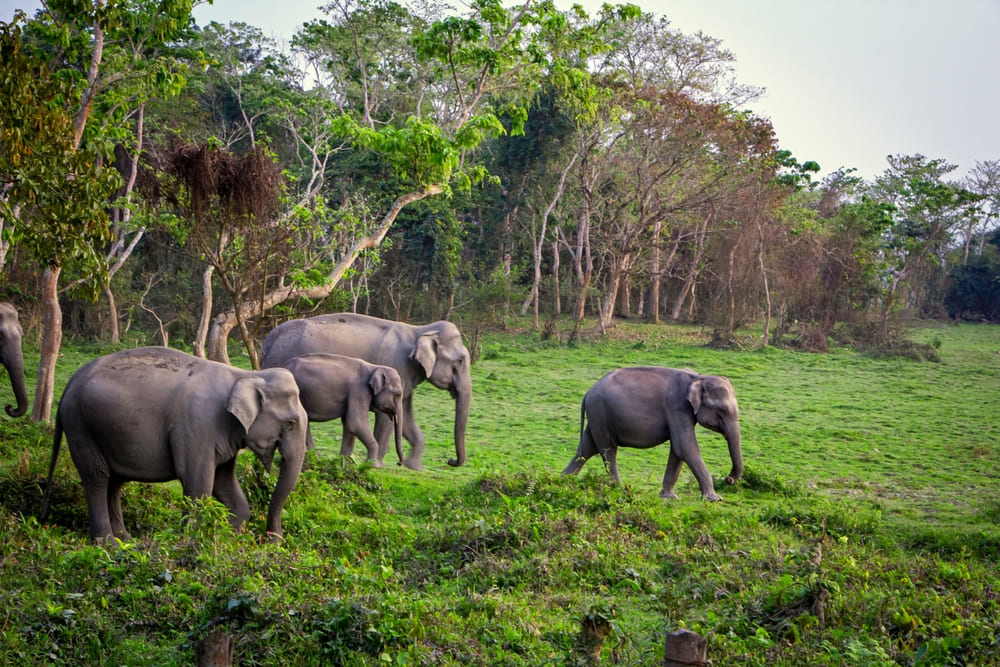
xmin=4 ymin=0 xmax=998 ymax=183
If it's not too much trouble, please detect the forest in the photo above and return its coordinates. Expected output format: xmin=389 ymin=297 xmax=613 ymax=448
xmin=1 ymin=0 xmax=998 ymax=416
xmin=2 ymin=2 xmax=1000 ymax=665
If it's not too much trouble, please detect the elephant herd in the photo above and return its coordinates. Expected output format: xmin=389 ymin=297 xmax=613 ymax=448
xmin=0 ymin=304 xmax=744 ymax=543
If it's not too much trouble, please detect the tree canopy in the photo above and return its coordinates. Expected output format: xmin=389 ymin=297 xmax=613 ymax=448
xmin=2 ymin=0 xmax=998 ymax=389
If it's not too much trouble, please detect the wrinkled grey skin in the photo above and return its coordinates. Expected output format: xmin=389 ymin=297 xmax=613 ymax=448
xmin=41 ymin=347 xmax=307 ymax=541
xmin=279 ymin=353 xmax=404 ymax=466
xmin=0 ymin=302 xmax=29 ymax=418
xmin=261 ymin=313 xmax=470 ymax=470
xmin=562 ymin=367 xmax=743 ymax=501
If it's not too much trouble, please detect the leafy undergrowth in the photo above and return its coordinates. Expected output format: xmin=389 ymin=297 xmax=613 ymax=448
xmin=1 ymin=321 xmax=998 ymax=665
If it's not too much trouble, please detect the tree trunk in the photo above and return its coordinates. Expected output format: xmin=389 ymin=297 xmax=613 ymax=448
xmin=757 ymin=219 xmax=771 ymax=346
xmin=725 ymin=243 xmax=737 ymax=338
xmin=551 ymin=238 xmax=561 ymax=315
xmin=32 ymin=267 xmax=62 ymax=423
xmin=648 ymin=218 xmax=662 ymax=323
xmin=572 ymin=200 xmax=593 ymax=323
xmin=105 ymin=284 xmax=119 ymax=344
xmin=670 ymin=219 xmax=709 ymax=320
xmin=193 ymin=265 xmax=214 ymax=358
xmin=207 ymin=311 xmax=236 ymax=365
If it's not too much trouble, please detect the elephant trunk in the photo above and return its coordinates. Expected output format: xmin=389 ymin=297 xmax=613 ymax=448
xmin=448 ymin=372 xmax=470 ymax=467
xmin=393 ymin=396 xmax=404 ymax=465
xmin=266 ymin=425 xmax=306 ymax=538
xmin=2 ymin=336 xmax=28 ymax=418
xmin=724 ymin=422 xmax=744 ymax=485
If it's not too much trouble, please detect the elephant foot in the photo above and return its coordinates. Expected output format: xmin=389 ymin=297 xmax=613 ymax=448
xmin=402 ymin=457 xmax=424 ymax=471
xmin=659 ymin=490 xmax=679 ymax=500
xmin=702 ymin=492 xmax=723 ymax=502
xmin=366 ymin=458 xmax=385 ymax=469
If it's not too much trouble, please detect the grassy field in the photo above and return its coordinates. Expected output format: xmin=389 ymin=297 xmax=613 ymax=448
xmin=1 ymin=320 xmax=998 ymax=665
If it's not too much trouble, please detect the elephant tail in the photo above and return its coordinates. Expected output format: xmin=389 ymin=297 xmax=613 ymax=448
xmin=579 ymin=395 xmax=587 ymax=442
xmin=39 ymin=411 xmax=63 ymax=522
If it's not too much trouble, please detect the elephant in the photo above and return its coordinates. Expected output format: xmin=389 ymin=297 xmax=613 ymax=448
xmin=0 ymin=302 xmax=29 ymax=418
xmin=40 ymin=347 xmax=308 ymax=541
xmin=562 ymin=367 xmax=743 ymax=501
xmin=261 ymin=313 xmax=470 ymax=470
xmin=279 ymin=353 xmax=405 ymax=466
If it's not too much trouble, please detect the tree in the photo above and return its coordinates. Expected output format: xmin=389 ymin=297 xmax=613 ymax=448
xmin=872 ymin=154 xmax=979 ymax=325
xmin=1 ymin=0 xmax=196 ymax=421
xmin=961 ymin=160 xmax=1000 ymax=264
xmin=0 ymin=14 xmax=117 ymax=422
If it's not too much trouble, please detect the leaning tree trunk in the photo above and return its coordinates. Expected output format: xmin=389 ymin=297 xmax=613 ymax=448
xmin=32 ymin=267 xmax=62 ymax=423
xmin=206 ymin=188 xmax=440 ymax=365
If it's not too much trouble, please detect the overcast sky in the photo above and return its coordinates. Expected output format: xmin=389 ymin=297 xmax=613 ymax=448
xmin=3 ymin=0 xmax=998 ymax=183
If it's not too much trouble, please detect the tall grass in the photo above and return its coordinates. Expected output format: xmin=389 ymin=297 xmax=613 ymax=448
xmin=1 ymin=321 xmax=997 ymax=665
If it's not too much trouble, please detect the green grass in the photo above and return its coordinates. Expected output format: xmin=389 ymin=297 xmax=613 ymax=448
xmin=1 ymin=320 xmax=998 ymax=665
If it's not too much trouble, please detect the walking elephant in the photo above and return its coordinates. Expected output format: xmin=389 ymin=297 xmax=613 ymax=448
xmin=279 ymin=353 xmax=404 ymax=466
xmin=41 ymin=347 xmax=308 ymax=541
xmin=0 ymin=302 xmax=29 ymax=418
xmin=563 ymin=367 xmax=743 ymax=501
xmin=261 ymin=313 xmax=470 ymax=470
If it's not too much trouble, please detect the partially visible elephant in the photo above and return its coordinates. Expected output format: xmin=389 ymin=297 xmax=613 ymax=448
xmin=41 ymin=347 xmax=308 ymax=541
xmin=0 ymin=302 xmax=29 ymax=418
xmin=562 ymin=367 xmax=743 ymax=501
xmin=261 ymin=313 xmax=470 ymax=470
xmin=279 ymin=353 xmax=404 ymax=466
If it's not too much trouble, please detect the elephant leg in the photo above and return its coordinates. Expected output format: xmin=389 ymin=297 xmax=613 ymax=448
xmin=383 ymin=398 xmax=424 ymax=470
xmin=562 ymin=427 xmax=599 ymax=475
xmin=673 ymin=437 xmax=722 ymax=502
xmin=107 ymin=476 xmax=131 ymax=540
xmin=344 ymin=410 xmax=383 ymax=467
xmin=305 ymin=424 xmax=316 ymax=452
xmin=209 ymin=458 xmax=251 ymax=530
xmin=659 ymin=449 xmax=684 ymax=499
xmin=68 ymin=443 xmax=114 ymax=541
xmin=599 ymin=445 xmax=621 ymax=483
xmin=340 ymin=431 xmax=357 ymax=460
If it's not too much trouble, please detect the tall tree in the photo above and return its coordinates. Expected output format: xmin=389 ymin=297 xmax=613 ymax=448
xmin=1 ymin=0 xmax=195 ymax=421
xmin=873 ymin=154 xmax=979 ymax=326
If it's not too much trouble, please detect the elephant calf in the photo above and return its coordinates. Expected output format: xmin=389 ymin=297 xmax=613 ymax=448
xmin=41 ymin=347 xmax=308 ymax=542
xmin=563 ymin=367 xmax=744 ymax=501
xmin=279 ymin=353 xmax=404 ymax=466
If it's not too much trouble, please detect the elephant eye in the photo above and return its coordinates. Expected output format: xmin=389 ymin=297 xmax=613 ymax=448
xmin=282 ymin=420 xmax=297 ymax=432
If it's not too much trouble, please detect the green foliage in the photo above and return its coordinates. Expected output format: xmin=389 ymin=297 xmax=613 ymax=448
xmin=0 ymin=17 xmax=118 ymax=274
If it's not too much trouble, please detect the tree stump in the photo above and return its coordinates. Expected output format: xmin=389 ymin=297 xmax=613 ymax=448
xmin=663 ymin=628 xmax=707 ymax=667
xmin=195 ymin=629 xmax=234 ymax=667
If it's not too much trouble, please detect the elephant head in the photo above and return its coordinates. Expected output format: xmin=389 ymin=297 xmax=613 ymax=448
xmin=412 ymin=324 xmax=470 ymax=467
xmin=0 ymin=302 xmax=28 ymax=418
xmin=227 ymin=371 xmax=307 ymax=537
xmin=369 ymin=366 xmax=405 ymax=464
xmin=688 ymin=374 xmax=743 ymax=485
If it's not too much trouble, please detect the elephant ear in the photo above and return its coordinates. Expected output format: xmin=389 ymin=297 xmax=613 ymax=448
xmin=411 ymin=332 xmax=439 ymax=377
xmin=687 ymin=377 xmax=704 ymax=414
xmin=228 ymin=376 xmax=265 ymax=432
xmin=370 ymin=367 xmax=387 ymax=396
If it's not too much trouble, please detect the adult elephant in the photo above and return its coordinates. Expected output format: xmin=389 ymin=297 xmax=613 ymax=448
xmin=0 ymin=302 xmax=29 ymax=418
xmin=261 ymin=313 xmax=470 ymax=470
xmin=563 ymin=367 xmax=743 ymax=501
xmin=41 ymin=347 xmax=308 ymax=542
xmin=279 ymin=353 xmax=404 ymax=466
